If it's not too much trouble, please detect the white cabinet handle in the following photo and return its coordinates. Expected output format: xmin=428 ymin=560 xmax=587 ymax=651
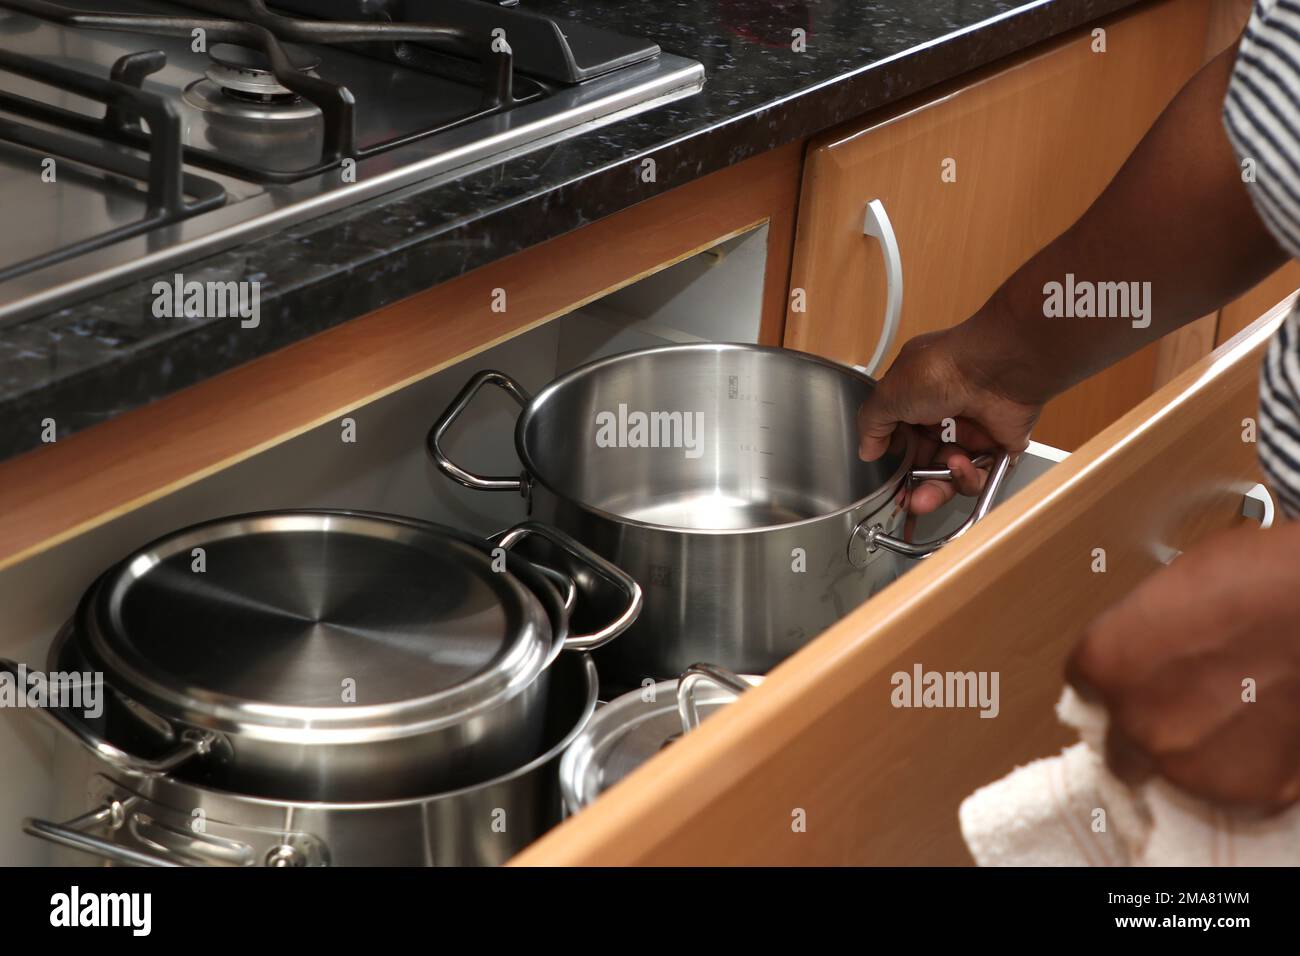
xmin=861 ymin=198 xmax=903 ymax=377
xmin=1157 ymin=483 xmax=1275 ymax=566
xmin=1243 ymin=482 xmax=1275 ymax=529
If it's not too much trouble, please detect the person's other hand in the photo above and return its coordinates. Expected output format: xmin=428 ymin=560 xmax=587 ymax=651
xmin=1067 ymin=522 xmax=1300 ymax=810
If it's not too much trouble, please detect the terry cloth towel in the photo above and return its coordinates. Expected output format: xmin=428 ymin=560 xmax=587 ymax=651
xmin=958 ymin=688 xmax=1300 ymax=866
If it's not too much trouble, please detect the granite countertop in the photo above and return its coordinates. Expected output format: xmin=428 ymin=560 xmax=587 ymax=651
xmin=0 ymin=0 xmax=1142 ymax=462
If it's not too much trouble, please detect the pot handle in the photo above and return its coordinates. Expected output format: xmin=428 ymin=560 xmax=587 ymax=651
xmin=526 ymin=559 xmax=579 ymax=620
xmin=849 ymin=450 xmax=1014 ymax=562
xmin=677 ymin=663 xmax=753 ymax=733
xmin=428 ymin=369 xmax=533 ymax=493
xmin=495 ymin=522 xmax=643 ymax=652
xmin=24 ymin=804 xmax=181 ymax=868
xmin=0 ymin=658 xmax=221 ymax=776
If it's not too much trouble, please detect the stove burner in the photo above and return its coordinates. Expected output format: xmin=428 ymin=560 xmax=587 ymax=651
xmin=205 ymin=40 xmax=320 ymax=104
xmin=184 ymin=41 xmax=322 ymax=122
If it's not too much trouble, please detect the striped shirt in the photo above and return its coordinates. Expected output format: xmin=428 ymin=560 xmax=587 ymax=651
xmin=1224 ymin=0 xmax=1300 ymax=517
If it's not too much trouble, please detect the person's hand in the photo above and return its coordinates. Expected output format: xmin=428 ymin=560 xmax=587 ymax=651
xmin=1067 ymin=522 xmax=1300 ymax=810
xmin=856 ymin=329 xmax=1042 ymax=514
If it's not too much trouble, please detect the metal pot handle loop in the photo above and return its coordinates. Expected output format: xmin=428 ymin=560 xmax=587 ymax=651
xmin=495 ymin=522 xmax=643 ymax=652
xmin=524 ymin=559 xmax=579 ymax=620
xmin=677 ymin=663 xmax=753 ymax=734
xmin=24 ymin=804 xmax=182 ymax=868
xmin=849 ymin=450 xmax=1014 ymax=562
xmin=0 ymin=659 xmax=219 ymax=776
xmin=428 ymin=369 xmax=533 ymax=493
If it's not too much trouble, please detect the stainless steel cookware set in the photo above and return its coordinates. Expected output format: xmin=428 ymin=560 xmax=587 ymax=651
xmin=4 ymin=343 xmax=1010 ymax=866
xmin=2 ymin=512 xmax=637 ymax=866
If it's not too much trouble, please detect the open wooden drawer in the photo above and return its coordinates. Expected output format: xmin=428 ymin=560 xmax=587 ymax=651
xmin=0 ymin=284 xmax=1286 ymax=867
xmin=513 ymin=297 xmax=1292 ymax=866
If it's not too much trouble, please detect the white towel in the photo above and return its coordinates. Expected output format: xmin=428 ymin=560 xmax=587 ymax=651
xmin=958 ymin=688 xmax=1300 ymax=866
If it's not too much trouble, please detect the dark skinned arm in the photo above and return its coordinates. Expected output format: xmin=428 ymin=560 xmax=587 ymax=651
xmin=858 ymin=40 xmax=1288 ymax=511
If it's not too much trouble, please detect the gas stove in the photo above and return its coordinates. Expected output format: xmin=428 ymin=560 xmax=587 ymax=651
xmin=0 ymin=0 xmax=704 ymax=324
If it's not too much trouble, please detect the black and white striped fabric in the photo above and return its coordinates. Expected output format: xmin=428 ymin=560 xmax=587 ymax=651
xmin=1224 ymin=0 xmax=1300 ymax=517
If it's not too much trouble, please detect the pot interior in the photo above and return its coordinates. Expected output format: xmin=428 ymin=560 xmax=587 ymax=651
xmin=520 ymin=345 xmax=907 ymax=530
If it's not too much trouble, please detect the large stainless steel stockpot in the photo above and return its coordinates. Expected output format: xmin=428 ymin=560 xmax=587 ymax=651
xmin=432 ymin=344 xmax=1010 ymax=685
xmin=25 ymin=653 xmax=600 ymax=866
xmin=0 ymin=512 xmax=639 ymax=802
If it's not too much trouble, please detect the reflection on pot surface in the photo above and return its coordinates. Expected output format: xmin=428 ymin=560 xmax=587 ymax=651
xmin=433 ymin=343 xmax=1012 ymax=687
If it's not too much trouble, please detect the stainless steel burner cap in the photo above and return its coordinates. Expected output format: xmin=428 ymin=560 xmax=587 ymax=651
xmin=205 ymin=41 xmax=320 ymax=101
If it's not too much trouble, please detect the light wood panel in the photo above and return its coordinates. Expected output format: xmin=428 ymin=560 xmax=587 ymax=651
xmin=0 ymin=143 xmax=802 ymax=573
xmin=1152 ymin=311 xmax=1219 ymax=389
xmin=1216 ymin=260 xmax=1300 ymax=345
xmin=758 ymin=160 xmax=802 ymax=346
xmin=515 ymin=294 xmax=1289 ymax=867
xmin=784 ymin=0 xmax=1210 ymax=451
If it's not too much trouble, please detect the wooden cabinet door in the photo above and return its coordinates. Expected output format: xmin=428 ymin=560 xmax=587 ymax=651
xmin=784 ymin=0 xmax=1211 ymax=450
xmin=1216 ymin=261 xmax=1300 ymax=346
xmin=514 ymin=293 xmax=1290 ymax=866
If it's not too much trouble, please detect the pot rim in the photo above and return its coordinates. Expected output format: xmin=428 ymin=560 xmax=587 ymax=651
xmin=73 ymin=511 xmax=556 ymax=745
xmin=514 ymin=342 xmax=916 ymax=536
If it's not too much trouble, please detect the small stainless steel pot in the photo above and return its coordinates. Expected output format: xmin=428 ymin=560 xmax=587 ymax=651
xmin=24 ymin=654 xmax=599 ymax=866
xmin=0 ymin=512 xmax=639 ymax=802
xmin=559 ymin=662 xmax=759 ymax=813
xmin=431 ymin=344 xmax=1010 ymax=684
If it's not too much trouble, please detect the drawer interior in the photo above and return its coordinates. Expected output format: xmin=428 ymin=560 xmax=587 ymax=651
xmin=0 ymin=222 xmax=1068 ymax=865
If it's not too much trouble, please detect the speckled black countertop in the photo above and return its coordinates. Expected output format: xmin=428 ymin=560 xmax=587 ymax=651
xmin=0 ymin=0 xmax=1144 ymax=462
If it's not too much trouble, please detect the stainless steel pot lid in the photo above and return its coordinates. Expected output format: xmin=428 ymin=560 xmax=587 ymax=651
xmin=559 ymin=665 xmax=760 ymax=811
xmin=76 ymin=512 xmax=553 ymax=743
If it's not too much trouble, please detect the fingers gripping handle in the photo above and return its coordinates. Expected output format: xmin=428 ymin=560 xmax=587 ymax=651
xmin=848 ymin=451 xmax=1013 ymax=564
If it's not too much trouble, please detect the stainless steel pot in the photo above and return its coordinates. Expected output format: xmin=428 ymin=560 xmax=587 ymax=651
xmin=0 ymin=512 xmax=639 ymax=802
xmin=431 ymin=344 xmax=1010 ymax=684
xmin=559 ymin=662 xmax=759 ymax=813
xmin=24 ymin=653 xmax=599 ymax=866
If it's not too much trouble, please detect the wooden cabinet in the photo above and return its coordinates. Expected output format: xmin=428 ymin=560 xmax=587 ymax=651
xmin=1150 ymin=0 xmax=1300 ymax=389
xmin=784 ymin=0 xmax=1212 ymax=450
xmin=0 ymin=143 xmax=802 ymax=576
xmin=516 ymin=294 xmax=1291 ymax=866
xmin=1216 ymin=261 xmax=1300 ymax=346
xmin=1154 ymin=260 xmax=1300 ymax=389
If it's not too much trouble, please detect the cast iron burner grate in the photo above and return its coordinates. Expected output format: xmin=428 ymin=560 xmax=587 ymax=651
xmin=0 ymin=0 xmax=554 ymax=185
xmin=0 ymin=46 xmax=226 ymax=284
